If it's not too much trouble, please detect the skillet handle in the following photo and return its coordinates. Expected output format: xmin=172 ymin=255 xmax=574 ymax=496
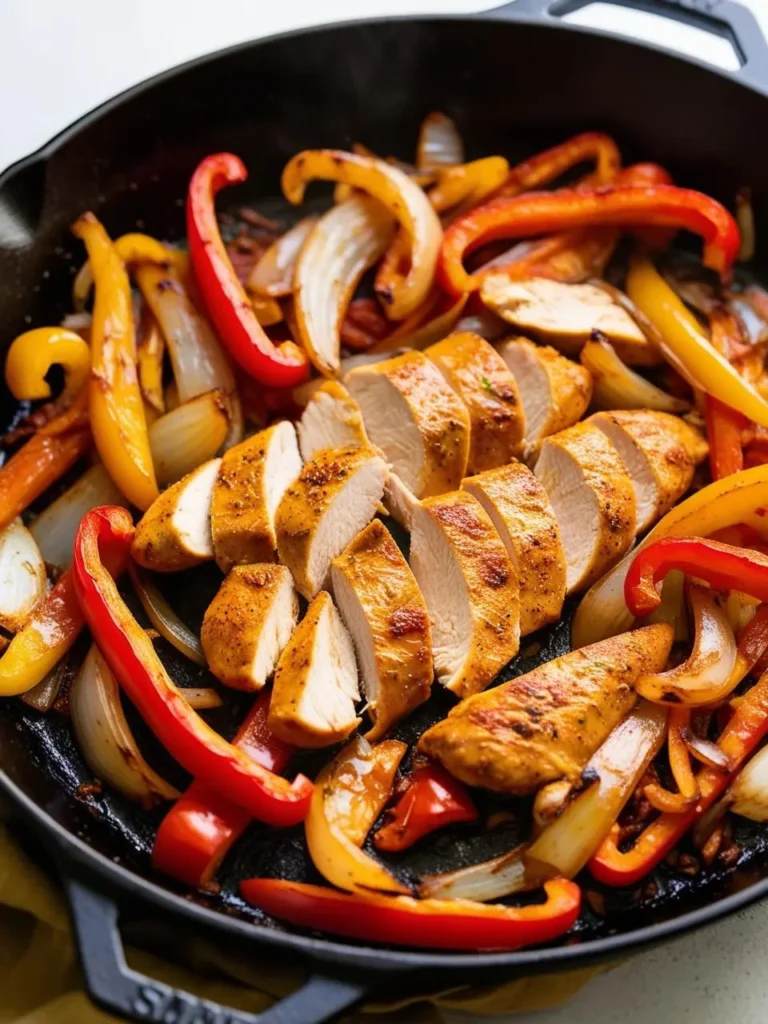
xmin=64 ymin=877 xmax=367 ymax=1024
xmin=489 ymin=0 xmax=768 ymax=92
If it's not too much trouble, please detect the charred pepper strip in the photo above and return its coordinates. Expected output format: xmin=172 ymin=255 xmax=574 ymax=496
xmin=374 ymin=763 xmax=478 ymax=852
xmin=500 ymin=131 xmax=621 ymax=197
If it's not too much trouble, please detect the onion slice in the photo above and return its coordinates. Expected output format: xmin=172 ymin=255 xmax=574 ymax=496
xmin=21 ymin=655 xmax=71 ymax=712
xmin=417 ymin=112 xmax=464 ymax=170
xmin=181 ymin=687 xmax=223 ymax=710
xmin=247 ymin=216 xmax=318 ymax=297
xmin=729 ymin=744 xmax=768 ymax=821
xmin=419 ymin=844 xmax=530 ymax=902
xmin=580 ymin=339 xmax=690 ymax=413
xmin=70 ymin=645 xmax=180 ymax=807
xmin=682 ymin=729 xmax=731 ymax=772
xmin=148 ymin=390 xmax=229 ymax=487
xmin=0 ymin=519 xmax=46 ymax=632
xmin=373 ymin=292 xmax=467 ymax=354
xmin=129 ymin=564 xmax=206 ymax=666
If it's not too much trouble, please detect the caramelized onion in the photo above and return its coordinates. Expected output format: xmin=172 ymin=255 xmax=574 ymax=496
xmin=682 ymin=729 xmax=731 ymax=772
xmin=580 ymin=339 xmax=690 ymax=413
xmin=417 ymin=112 xmax=464 ymax=170
xmin=247 ymin=215 xmax=318 ymax=297
xmin=129 ymin=564 xmax=205 ymax=666
xmin=148 ymin=390 xmax=229 ymax=486
xmin=373 ymin=293 xmax=467 ymax=354
xmin=729 ymin=745 xmax=768 ymax=821
xmin=0 ymin=519 xmax=46 ymax=632
xmin=419 ymin=844 xmax=530 ymax=902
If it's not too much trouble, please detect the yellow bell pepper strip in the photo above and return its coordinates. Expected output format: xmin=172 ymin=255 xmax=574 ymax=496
xmin=429 ymin=157 xmax=510 ymax=214
xmin=5 ymin=327 xmax=90 ymax=405
xmin=73 ymin=232 xmax=180 ymax=310
xmin=136 ymin=313 xmax=166 ymax=414
xmin=72 ymin=213 xmax=159 ymax=510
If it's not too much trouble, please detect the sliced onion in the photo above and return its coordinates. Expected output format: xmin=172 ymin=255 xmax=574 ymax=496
xmin=293 ymin=196 xmax=395 ymax=375
xmin=252 ymin=295 xmax=283 ymax=326
xmin=148 ymin=390 xmax=229 ymax=487
xmin=662 ymin=264 xmax=719 ymax=317
xmin=373 ymin=293 xmax=467 ymax=354
xmin=729 ymin=744 xmax=768 ymax=821
xmin=21 ymin=655 xmax=70 ymax=712
xmin=181 ymin=687 xmax=222 ymax=710
xmin=30 ymin=465 xmax=125 ymax=570
xmin=247 ymin=216 xmax=318 ymax=297
xmin=419 ymin=844 xmax=530 ymax=902
xmin=417 ymin=112 xmax=464 ymax=170
xmin=728 ymin=295 xmax=768 ymax=346
xmin=129 ymin=563 xmax=205 ymax=666
xmin=70 ymin=645 xmax=179 ymax=807
xmin=648 ymin=569 xmax=689 ymax=643
xmin=452 ymin=309 xmax=508 ymax=342
xmin=682 ymin=729 xmax=731 ymax=772
xmin=0 ymin=519 xmax=46 ymax=632
xmin=737 ymin=187 xmax=755 ymax=263
xmin=580 ymin=338 xmax=690 ymax=413
xmin=637 ymin=585 xmax=738 ymax=706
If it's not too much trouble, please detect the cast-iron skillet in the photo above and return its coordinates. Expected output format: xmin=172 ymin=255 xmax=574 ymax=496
xmin=2 ymin=1 xmax=768 ymax=1021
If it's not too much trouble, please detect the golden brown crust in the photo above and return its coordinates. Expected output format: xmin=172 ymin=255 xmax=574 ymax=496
xmin=297 ymin=380 xmax=369 ymax=460
xmin=419 ymin=623 xmax=673 ymax=794
xmin=425 ymin=331 xmax=524 ymax=472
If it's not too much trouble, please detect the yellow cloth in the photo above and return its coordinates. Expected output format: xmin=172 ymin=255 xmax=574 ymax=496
xmin=0 ymin=822 xmax=611 ymax=1022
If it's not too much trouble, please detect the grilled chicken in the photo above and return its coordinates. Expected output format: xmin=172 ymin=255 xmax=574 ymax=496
xmin=419 ymin=623 xmax=673 ymax=794
xmin=497 ymin=337 xmax=593 ymax=446
xmin=462 ymin=463 xmax=566 ymax=636
xmin=201 ymin=564 xmax=298 ymax=691
xmin=131 ymin=459 xmax=219 ymax=572
xmin=331 ymin=520 xmax=433 ymax=739
xmin=534 ymin=422 xmax=636 ymax=593
xmin=297 ymin=380 xmax=370 ymax=461
xmin=425 ymin=331 xmax=525 ymax=472
xmin=211 ymin=421 xmax=302 ymax=574
xmin=590 ymin=410 xmax=708 ymax=533
xmin=275 ymin=444 xmax=388 ymax=600
xmin=383 ymin=472 xmax=420 ymax=532
xmin=268 ymin=590 xmax=360 ymax=747
xmin=409 ymin=490 xmax=520 ymax=698
xmin=345 ymin=350 xmax=471 ymax=498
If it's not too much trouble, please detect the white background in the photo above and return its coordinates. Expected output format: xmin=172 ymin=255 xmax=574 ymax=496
xmin=2 ymin=1 xmax=768 ymax=1021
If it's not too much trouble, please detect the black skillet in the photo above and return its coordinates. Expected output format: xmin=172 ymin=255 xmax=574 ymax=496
xmin=2 ymin=1 xmax=768 ymax=1021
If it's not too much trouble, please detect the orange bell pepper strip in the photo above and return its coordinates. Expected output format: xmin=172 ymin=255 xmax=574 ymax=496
xmin=72 ymin=214 xmax=159 ymax=510
xmin=500 ymin=131 xmax=621 ymax=197
xmin=5 ymin=327 xmax=90 ymax=405
xmin=705 ymin=307 xmax=752 ymax=479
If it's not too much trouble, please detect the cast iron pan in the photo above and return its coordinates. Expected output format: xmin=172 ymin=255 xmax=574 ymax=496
xmin=2 ymin=1 xmax=768 ymax=1021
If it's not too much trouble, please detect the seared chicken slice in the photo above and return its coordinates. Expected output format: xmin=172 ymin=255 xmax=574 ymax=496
xmin=131 ymin=459 xmax=219 ymax=572
xmin=425 ymin=331 xmax=525 ymax=472
xmin=590 ymin=410 xmax=708 ymax=533
xmin=409 ymin=491 xmax=520 ymax=698
xmin=297 ymin=380 xmax=370 ymax=461
xmin=275 ymin=444 xmax=388 ymax=600
xmin=268 ymin=590 xmax=360 ymax=748
xmin=497 ymin=337 xmax=593 ymax=445
xmin=345 ymin=350 xmax=471 ymax=498
xmin=420 ymin=623 xmax=673 ymax=794
xmin=211 ymin=421 xmax=302 ymax=574
xmin=383 ymin=472 xmax=420 ymax=532
xmin=201 ymin=564 xmax=298 ymax=691
xmin=462 ymin=463 xmax=566 ymax=636
xmin=331 ymin=520 xmax=433 ymax=739
xmin=534 ymin=422 xmax=636 ymax=594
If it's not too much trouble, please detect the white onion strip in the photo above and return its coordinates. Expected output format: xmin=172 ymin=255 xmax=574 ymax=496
xmin=417 ymin=112 xmax=465 ymax=170
xmin=580 ymin=339 xmax=690 ymax=413
xmin=729 ymin=745 xmax=768 ymax=821
xmin=247 ymin=216 xmax=318 ymax=297
xmin=148 ymin=390 xmax=229 ymax=487
xmin=129 ymin=564 xmax=205 ymax=666
xmin=0 ymin=519 xmax=46 ymax=632
xmin=419 ymin=844 xmax=530 ymax=902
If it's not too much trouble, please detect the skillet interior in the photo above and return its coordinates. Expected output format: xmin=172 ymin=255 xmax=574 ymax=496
xmin=2 ymin=13 xmax=768 ymax=958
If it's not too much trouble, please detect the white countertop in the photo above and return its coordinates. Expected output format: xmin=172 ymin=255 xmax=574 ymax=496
xmin=2 ymin=1 xmax=767 ymax=1021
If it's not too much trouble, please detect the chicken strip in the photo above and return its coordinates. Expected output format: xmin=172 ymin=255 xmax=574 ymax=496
xmin=419 ymin=623 xmax=673 ymax=794
xmin=297 ymin=380 xmax=370 ymax=461
xmin=462 ymin=463 xmax=566 ymax=636
xmin=201 ymin=564 xmax=298 ymax=691
xmin=275 ymin=444 xmax=388 ymax=600
xmin=211 ymin=421 xmax=302 ymax=574
xmin=331 ymin=520 xmax=433 ymax=739
xmin=409 ymin=491 xmax=520 ymax=698
xmin=268 ymin=590 xmax=360 ymax=748
xmin=425 ymin=331 xmax=525 ymax=472
xmin=534 ymin=422 xmax=636 ymax=594
xmin=590 ymin=410 xmax=708 ymax=533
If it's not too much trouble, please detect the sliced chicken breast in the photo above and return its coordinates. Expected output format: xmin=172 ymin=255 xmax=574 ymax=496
xmin=268 ymin=590 xmax=361 ymax=748
xmin=131 ymin=459 xmax=220 ymax=572
xmin=331 ymin=520 xmax=433 ymax=739
xmin=534 ymin=422 xmax=636 ymax=594
xmin=0 ymin=519 xmax=46 ymax=632
xmin=383 ymin=472 xmax=420 ymax=532
xmin=409 ymin=491 xmax=520 ymax=698
xmin=497 ymin=337 xmax=593 ymax=445
xmin=590 ymin=410 xmax=709 ymax=533
xmin=211 ymin=421 xmax=302 ymax=574
xmin=462 ymin=463 xmax=566 ymax=636
xmin=419 ymin=623 xmax=673 ymax=794
xmin=201 ymin=564 xmax=299 ymax=691
xmin=275 ymin=444 xmax=388 ymax=600
xmin=425 ymin=331 xmax=525 ymax=472
xmin=297 ymin=380 xmax=370 ymax=461
xmin=345 ymin=350 xmax=471 ymax=498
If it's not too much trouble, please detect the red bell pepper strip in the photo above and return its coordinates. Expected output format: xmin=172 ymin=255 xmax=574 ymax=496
xmin=706 ymin=397 xmax=746 ymax=480
xmin=72 ymin=506 xmax=312 ymax=826
xmin=186 ymin=153 xmax=309 ymax=387
xmin=439 ymin=185 xmax=740 ymax=295
xmin=501 ymin=131 xmax=621 ymax=197
xmin=625 ymin=536 xmax=768 ymax=618
xmin=373 ymin=763 xmax=478 ymax=852
xmin=152 ymin=689 xmax=294 ymax=887
xmin=240 ymin=878 xmax=581 ymax=951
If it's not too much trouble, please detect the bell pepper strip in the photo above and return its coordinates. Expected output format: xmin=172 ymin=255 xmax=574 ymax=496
xmin=240 ymin=878 xmax=581 ymax=952
xmin=439 ymin=185 xmax=740 ymax=295
xmin=187 ymin=153 xmax=309 ymax=387
xmin=590 ymin=660 xmax=768 ymax=886
xmin=705 ymin=307 xmax=753 ymax=479
xmin=72 ymin=214 xmax=158 ymax=510
xmin=429 ymin=156 xmax=510 ymax=214
xmin=73 ymin=232 xmax=181 ymax=309
xmin=373 ymin=763 xmax=479 ymax=853
xmin=72 ymin=506 xmax=313 ymax=825
xmin=668 ymin=707 xmax=699 ymax=800
xmin=136 ymin=313 xmax=166 ymax=414
xmin=499 ymin=131 xmax=621 ymax=197
xmin=625 ymin=536 xmax=768 ymax=618
xmin=306 ymin=736 xmax=409 ymax=895
xmin=732 ymin=605 xmax=768 ymax=684
xmin=5 ymin=327 xmax=90 ymax=405
xmin=152 ymin=688 xmax=294 ymax=888
xmin=643 ymin=782 xmax=694 ymax=814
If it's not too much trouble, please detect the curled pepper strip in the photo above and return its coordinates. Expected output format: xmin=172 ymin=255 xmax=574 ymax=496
xmin=5 ymin=327 xmax=90 ymax=404
xmin=374 ymin=763 xmax=478 ymax=852
xmin=500 ymin=131 xmax=621 ymax=197
xmin=73 ymin=232 xmax=180 ymax=309
xmin=187 ymin=154 xmax=309 ymax=388
xmin=240 ymin=878 xmax=581 ymax=952
xmin=429 ymin=156 xmax=510 ymax=215
xmin=72 ymin=506 xmax=313 ymax=826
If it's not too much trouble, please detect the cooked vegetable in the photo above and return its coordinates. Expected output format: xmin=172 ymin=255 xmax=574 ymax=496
xmin=580 ymin=339 xmax=689 ymax=414
xmin=148 ymin=390 xmax=229 ymax=487
xmin=247 ymin=215 xmax=318 ymax=297
xmin=417 ymin=112 xmax=464 ymax=170
xmin=129 ymin=564 xmax=206 ymax=666
xmin=0 ymin=519 xmax=46 ymax=633
xmin=5 ymin=327 xmax=90 ymax=405
xmin=501 ymin=131 xmax=621 ymax=197
xmin=374 ymin=763 xmax=478 ymax=852
xmin=429 ymin=157 xmax=510 ymax=215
